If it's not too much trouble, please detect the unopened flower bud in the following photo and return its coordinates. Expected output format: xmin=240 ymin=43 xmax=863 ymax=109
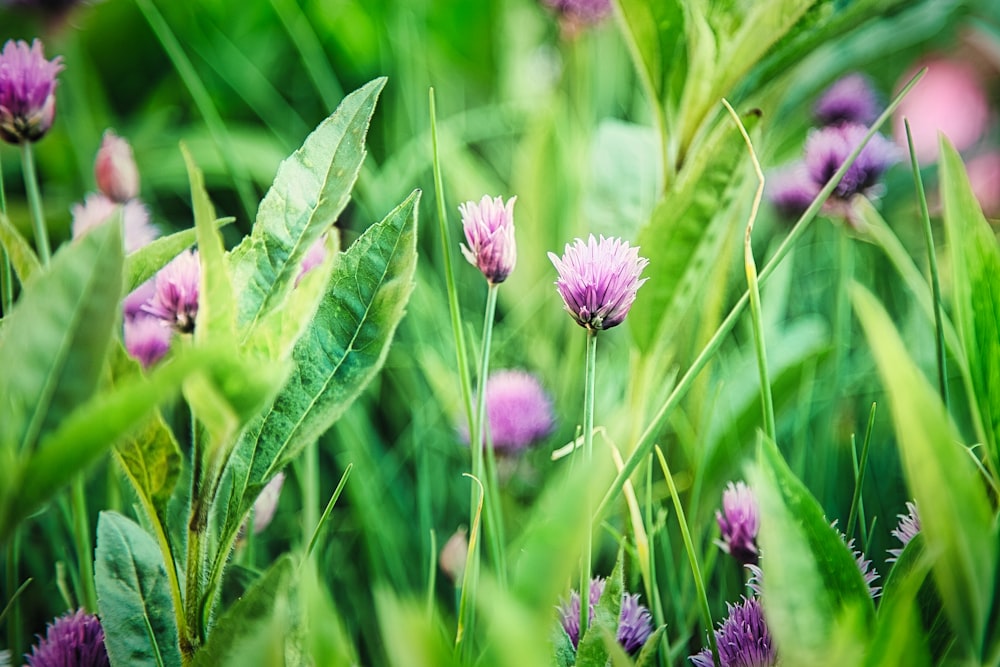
xmin=95 ymin=129 xmax=140 ymax=202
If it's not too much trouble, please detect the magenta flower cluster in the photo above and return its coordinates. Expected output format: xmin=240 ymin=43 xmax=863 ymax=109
xmin=715 ymin=481 xmax=760 ymax=566
xmin=549 ymin=234 xmax=649 ymax=331
xmin=143 ymin=249 xmax=201 ymax=334
xmin=558 ymin=576 xmax=654 ymax=654
xmin=768 ymin=74 xmax=900 ymax=223
xmin=459 ymin=195 xmax=517 ymax=284
xmin=888 ymin=501 xmax=921 ymax=562
xmin=541 ymin=0 xmax=612 ymax=26
xmin=24 ymin=609 xmax=109 ymax=667
xmin=0 ymin=38 xmax=63 ymax=144
xmin=461 ymin=369 xmax=555 ymax=453
xmin=690 ymin=597 xmax=776 ymax=667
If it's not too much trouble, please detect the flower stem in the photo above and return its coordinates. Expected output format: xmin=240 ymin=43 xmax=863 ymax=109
xmin=0 ymin=150 xmax=12 ymax=316
xmin=69 ymin=476 xmax=98 ymax=612
xmin=473 ymin=284 xmax=507 ymax=586
xmin=20 ymin=143 xmax=51 ymax=266
xmin=579 ymin=328 xmax=598 ymax=641
xmin=5 ymin=529 xmax=23 ymax=660
xmin=655 ymin=446 xmax=719 ymax=667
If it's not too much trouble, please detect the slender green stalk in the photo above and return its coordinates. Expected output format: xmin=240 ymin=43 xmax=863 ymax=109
xmin=268 ymin=0 xmax=343 ymax=110
xmin=5 ymin=530 xmax=23 ymax=660
xmin=846 ymin=403 xmax=877 ymax=542
xmin=20 ymin=143 xmax=51 ymax=266
xmin=579 ymin=328 xmax=598 ymax=640
xmin=425 ymin=529 xmax=437 ymax=621
xmin=456 ymin=474 xmax=485 ymax=658
xmin=724 ymin=99 xmax=773 ymax=443
xmin=304 ymin=464 xmax=353 ymax=561
xmin=655 ymin=446 xmax=718 ymax=667
xmin=904 ymin=119 xmax=949 ymax=409
xmin=69 ymin=477 xmax=97 ymax=613
xmin=185 ymin=411 xmax=207 ymax=653
xmin=595 ymin=70 xmax=926 ymax=521
xmin=473 ymin=285 xmax=507 ymax=585
xmin=301 ymin=441 xmax=320 ymax=560
xmin=135 ymin=0 xmax=257 ymax=222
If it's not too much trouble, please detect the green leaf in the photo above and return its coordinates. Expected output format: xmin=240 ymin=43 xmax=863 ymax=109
xmin=0 ymin=219 xmax=122 ymax=453
xmin=0 ymin=345 xmax=239 ymax=544
xmin=630 ymin=109 xmax=759 ymax=353
xmin=853 ymin=283 xmax=996 ymax=656
xmin=939 ymin=136 xmax=1000 ymax=472
xmin=96 ymin=511 xmax=183 ymax=667
xmin=634 ymin=625 xmax=666 ymax=667
xmin=553 ymin=626 xmax=576 ymax=667
xmin=749 ymin=436 xmax=875 ymax=665
xmin=221 ymin=189 xmax=419 ymax=542
xmin=868 ymin=535 xmax=934 ymax=667
xmin=576 ymin=549 xmax=624 ymax=667
xmin=124 ymin=219 xmax=233 ymax=294
xmin=228 ymin=77 xmax=384 ymax=335
xmin=0 ymin=211 xmax=40 ymax=283
xmin=192 ymin=556 xmax=293 ymax=667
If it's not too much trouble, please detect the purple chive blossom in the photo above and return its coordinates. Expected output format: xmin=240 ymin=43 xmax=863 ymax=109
xmin=549 ymin=234 xmax=649 ymax=331
xmin=123 ymin=278 xmax=156 ymax=320
xmin=458 ymin=195 xmax=517 ymax=284
xmin=814 ymin=74 xmax=880 ymax=127
xmin=715 ymin=481 xmax=760 ymax=566
xmin=460 ymin=369 xmax=555 ymax=453
xmin=690 ymin=597 xmax=776 ymax=667
xmin=71 ymin=193 xmax=158 ymax=254
xmin=558 ymin=577 xmax=654 ymax=654
xmin=0 ymin=39 xmax=64 ymax=144
xmin=832 ymin=523 xmax=880 ymax=598
xmin=542 ymin=0 xmax=612 ymax=26
xmin=95 ymin=129 xmax=140 ymax=203
xmin=124 ymin=315 xmax=172 ymax=369
xmin=804 ymin=122 xmax=900 ymax=201
xmin=766 ymin=164 xmax=820 ymax=220
xmin=888 ymin=501 xmax=921 ymax=562
xmin=143 ymin=249 xmax=200 ymax=333
xmin=24 ymin=609 xmax=110 ymax=667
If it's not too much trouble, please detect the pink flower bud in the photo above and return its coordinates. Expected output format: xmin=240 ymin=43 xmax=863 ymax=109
xmin=95 ymin=129 xmax=140 ymax=202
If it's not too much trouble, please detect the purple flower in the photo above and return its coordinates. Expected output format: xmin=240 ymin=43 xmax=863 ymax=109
xmin=71 ymin=193 xmax=158 ymax=254
xmin=458 ymin=195 xmax=517 ymax=284
xmin=690 ymin=597 xmax=775 ymax=667
xmin=848 ymin=537 xmax=881 ymax=599
xmin=549 ymin=234 xmax=649 ymax=331
xmin=558 ymin=577 xmax=654 ymax=654
xmin=24 ymin=609 xmax=110 ymax=667
xmin=715 ymin=481 xmax=759 ymax=566
xmin=143 ymin=249 xmax=200 ymax=333
xmin=123 ymin=278 xmax=156 ymax=320
xmin=296 ymin=233 xmax=329 ymax=286
xmin=814 ymin=74 xmax=880 ymax=127
xmin=124 ymin=315 xmax=172 ymax=369
xmin=461 ymin=369 xmax=555 ymax=453
xmin=766 ymin=164 xmax=820 ymax=220
xmin=0 ymin=39 xmax=64 ymax=144
xmin=804 ymin=123 xmax=900 ymax=201
xmin=888 ymin=501 xmax=921 ymax=562
xmin=95 ymin=129 xmax=140 ymax=203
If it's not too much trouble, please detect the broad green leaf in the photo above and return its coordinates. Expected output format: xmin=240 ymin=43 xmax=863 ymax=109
xmin=182 ymin=144 xmax=237 ymax=344
xmin=96 ymin=511 xmax=182 ymax=667
xmin=576 ymin=549 xmax=624 ymax=667
xmin=0 ymin=219 xmax=122 ymax=454
xmin=192 ymin=556 xmax=293 ymax=667
xmin=553 ymin=626 xmax=575 ymax=667
xmin=940 ymin=137 xmax=1000 ymax=471
xmin=853 ymin=284 xmax=996 ymax=655
xmin=221 ymin=190 xmax=419 ymax=544
xmin=228 ymin=77 xmax=385 ymax=336
xmin=631 ymin=110 xmax=759 ymax=353
xmin=749 ymin=436 xmax=875 ymax=665
xmin=124 ymin=219 xmax=234 ymax=294
xmin=634 ymin=625 xmax=666 ymax=667
xmin=0 ymin=211 xmax=40 ymax=283
xmin=114 ymin=412 xmax=182 ymax=521
xmin=0 ymin=345 xmax=239 ymax=544
xmin=869 ymin=535 xmax=935 ymax=667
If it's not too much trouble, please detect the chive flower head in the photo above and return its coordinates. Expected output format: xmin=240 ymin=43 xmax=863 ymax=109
xmin=459 ymin=195 xmax=517 ymax=284
xmin=24 ymin=609 xmax=109 ymax=667
xmin=0 ymin=38 xmax=63 ymax=144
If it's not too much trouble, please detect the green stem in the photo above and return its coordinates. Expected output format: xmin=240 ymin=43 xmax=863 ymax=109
xmin=267 ymin=0 xmax=342 ymax=110
xmin=846 ymin=403 xmax=877 ymax=543
xmin=69 ymin=477 xmax=97 ymax=612
xmin=473 ymin=285 xmax=506 ymax=585
xmin=0 ymin=149 xmax=12 ymax=316
xmin=594 ymin=72 xmax=924 ymax=522
xmin=302 ymin=440 xmax=320 ymax=560
xmin=579 ymin=328 xmax=598 ymax=640
xmin=21 ymin=143 xmax=50 ymax=266
xmin=655 ymin=446 xmax=718 ymax=667
xmin=185 ymin=414 xmax=206 ymax=652
xmin=135 ymin=0 xmax=257 ymax=222
xmin=904 ymin=119 xmax=949 ymax=409
xmin=5 ymin=529 xmax=23 ymax=660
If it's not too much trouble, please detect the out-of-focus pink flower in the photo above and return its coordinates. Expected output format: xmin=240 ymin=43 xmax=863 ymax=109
xmin=966 ymin=151 xmax=1000 ymax=218
xmin=252 ymin=472 xmax=285 ymax=534
xmin=143 ymin=250 xmax=200 ymax=333
xmin=71 ymin=193 xmax=158 ymax=254
xmin=124 ymin=315 xmax=172 ymax=369
xmin=95 ymin=129 xmax=140 ymax=203
xmin=894 ymin=58 xmax=991 ymax=165
xmin=439 ymin=527 xmax=469 ymax=582
xmin=296 ymin=233 xmax=329 ymax=285
xmin=814 ymin=74 xmax=880 ymax=127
